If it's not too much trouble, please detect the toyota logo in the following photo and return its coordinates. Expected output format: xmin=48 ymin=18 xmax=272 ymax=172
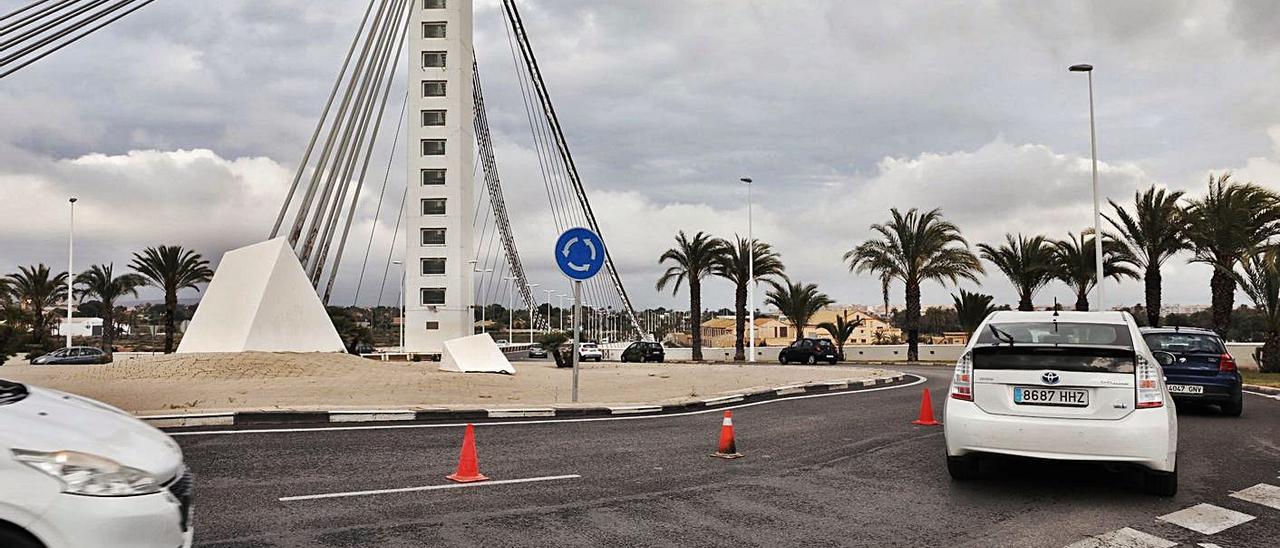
xmin=1041 ymin=372 xmax=1060 ymax=385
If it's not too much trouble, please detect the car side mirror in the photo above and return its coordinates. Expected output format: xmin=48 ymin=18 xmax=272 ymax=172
xmin=1151 ymin=351 xmax=1176 ymax=367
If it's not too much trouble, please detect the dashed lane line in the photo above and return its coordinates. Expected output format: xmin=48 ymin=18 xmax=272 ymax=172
xmin=1157 ymin=503 xmax=1255 ymax=535
xmin=1229 ymin=483 xmax=1280 ymax=511
xmin=1064 ymin=527 xmax=1176 ymax=548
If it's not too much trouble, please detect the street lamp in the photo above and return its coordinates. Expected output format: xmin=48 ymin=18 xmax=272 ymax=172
xmin=557 ymin=293 xmax=566 ymax=331
xmin=542 ymin=289 xmax=555 ymax=332
xmin=503 ymin=275 xmax=517 ymax=343
xmin=471 ymin=265 xmax=493 ymax=334
xmin=1069 ymin=63 xmax=1105 ymax=310
xmin=66 ymin=197 xmax=76 ymax=348
xmin=527 ymin=283 xmax=540 ymax=343
xmin=740 ymin=177 xmax=755 ymax=362
xmin=391 ymin=260 xmax=405 ymax=350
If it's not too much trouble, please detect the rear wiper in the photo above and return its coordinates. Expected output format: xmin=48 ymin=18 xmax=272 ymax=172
xmin=988 ymin=325 xmax=1016 ymax=346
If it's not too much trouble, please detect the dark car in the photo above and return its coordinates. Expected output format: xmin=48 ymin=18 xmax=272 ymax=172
xmin=30 ymin=346 xmax=110 ymax=365
xmin=620 ymin=341 xmax=664 ymax=363
xmin=779 ymin=338 xmax=838 ymax=365
xmin=528 ymin=345 xmax=548 ymax=359
xmin=1140 ymin=326 xmax=1242 ymax=416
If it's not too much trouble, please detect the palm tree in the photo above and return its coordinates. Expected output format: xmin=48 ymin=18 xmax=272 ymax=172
xmin=817 ymin=311 xmax=862 ymax=361
xmin=656 ymin=231 xmax=724 ymax=361
xmin=978 ymin=233 xmax=1055 ymax=311
xmin=712 ymin=235 xmax=786 ymax=361
xmin=952 ymin=289 xmax=997 ymax=334
xmin=1105 ymin=186 xmax=1189 ymax=326
xmin=5 ymin=264 xmax=68 ymax=344
xmin=1230 ymin=246 xmax=1280 ymax=372
xmin=130 ymin=246 xmax=214 ymax=353
xmin=75 ymin=264 xmax=146 ymax=355
xmin=846 ymin=208 xmax=982 ymax=361
xmin=1182 ymin=173 xmax=1280 ymax=335
xmin=764 ymin=280 xmax=833 ymax=342
xmin=1050 ymin=231 xmax=1138 ymax=311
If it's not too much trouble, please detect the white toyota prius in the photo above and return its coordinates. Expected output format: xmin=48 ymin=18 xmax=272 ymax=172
xmin=944 ymin=311 xmax=1178 ymax=496
xmin=0 ymin=378 xmax=193 ymax=547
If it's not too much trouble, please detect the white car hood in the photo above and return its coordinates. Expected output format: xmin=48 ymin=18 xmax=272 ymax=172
xmin=0 ymin=384 xmax=184 ymax=482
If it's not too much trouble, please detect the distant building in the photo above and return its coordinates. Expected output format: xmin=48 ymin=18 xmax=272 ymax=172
xmin=54 ymin=317 xmax=130 ymax=338
xmin=700 ymin=305 xmax=904 ymax=347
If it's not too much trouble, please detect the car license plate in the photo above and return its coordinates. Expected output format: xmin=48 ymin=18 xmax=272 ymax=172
xmin=1013 ymin=386 xmax=1089 ymax=407
xmin=1166 ymin=384 xmax=1204 ymax=394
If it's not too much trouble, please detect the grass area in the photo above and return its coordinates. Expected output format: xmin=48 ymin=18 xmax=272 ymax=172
xmin=1242 ymin=370 xmax=1280 ymax=388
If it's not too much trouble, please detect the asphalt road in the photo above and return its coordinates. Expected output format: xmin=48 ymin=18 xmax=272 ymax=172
xmin=175 ymin=366 xmax=1280 ymax=547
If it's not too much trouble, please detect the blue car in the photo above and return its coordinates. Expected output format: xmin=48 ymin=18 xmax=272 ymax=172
xmin=1140 ymin=327 xmax=1242 ymax=416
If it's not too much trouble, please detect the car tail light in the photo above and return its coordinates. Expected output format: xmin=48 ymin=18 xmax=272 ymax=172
xmin=1219 ymin=352 xmax=1237 ymax=372
xmin=1136 ymin=353 xmax=1163 ymax=409
xmin=950 ymin=351 xmax=973 ymax=401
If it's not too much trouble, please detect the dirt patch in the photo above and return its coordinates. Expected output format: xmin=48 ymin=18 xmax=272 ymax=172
xmin=0 ymin=352 xmax=897 ymax=414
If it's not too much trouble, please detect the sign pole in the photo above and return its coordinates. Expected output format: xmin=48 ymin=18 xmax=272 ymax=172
xmin=571 ymin=280 xmax=582 ymax=403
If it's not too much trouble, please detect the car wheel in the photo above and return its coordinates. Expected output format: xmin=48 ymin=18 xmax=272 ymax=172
xmin=779 ymin=354 xmax=788 ymax=365
xmin=0 ymin=526 xmax=44 ymax=548
xmin=1221 ymin=393 xmax=1243 ymax=417
xmin=828 ymin=359 xmax=838 ymax=365
xmin=946 ymin=455 xmax=980 ymax=481
xmin=806 ymin=355 xmax=817 ymax=365
xmin=1143 ymin=468 xmax=1177 ymax=497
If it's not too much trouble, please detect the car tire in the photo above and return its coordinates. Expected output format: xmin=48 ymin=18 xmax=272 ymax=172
xmin=1221 ymin=393 xmax=1243 ymax=417
xmin=1143 ymin=468 xmax=1177 ymax=497
xmin=806 ymin=355 xmax=817 ymax=365
xmin=828 ymin=359 xmax=838 ymax=365
xmin=0 ymin=526 xmax=44 ymax=548
xmin=946 ymin=455 xmax=980 ymax=481
xmin=779 ymin=354 xmax=788 ymax=365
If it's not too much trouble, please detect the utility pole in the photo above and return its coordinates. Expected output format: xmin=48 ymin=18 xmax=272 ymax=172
xmin=66 ymin=197 xmax=77 ymax=348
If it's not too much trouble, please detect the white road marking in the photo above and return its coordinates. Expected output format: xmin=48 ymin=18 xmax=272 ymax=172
xmin=1157 ymin=503 xmax=1255 ymax=535
xmin=487 ymin=408 xmax=555 ymax=418
xmin=1065 ymin=527 xmax=1176 ymax=548
xmin=1244 ymin=390 xmax=1280 ymax=400
xmin=1230 ymin=483 xmax=1280 ymax=511
xmin=279 ymin=474 xmax=582 ymax=502
xmin=1198 ymin=543 xmax=1223 ymax=548
xmin=169 ymin=373 xmax=927 ymax=436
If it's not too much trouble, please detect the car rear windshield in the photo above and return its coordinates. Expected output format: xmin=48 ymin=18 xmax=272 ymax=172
xmin=0 ymin=379 xmax=29 ymax=405
xmin=973 ymin=322 xmax=1135 ymax=373
xmin=972 ymin=346 xmax=1136 ymax=373
xmin=1143 ymin=333 xmax=1225 ymax=354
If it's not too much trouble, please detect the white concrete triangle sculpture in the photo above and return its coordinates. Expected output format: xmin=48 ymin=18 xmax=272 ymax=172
xmin=439 ymin=333 xmax=515 ymax=374
xmin=177 ymin=237 xmax=346 ymax=353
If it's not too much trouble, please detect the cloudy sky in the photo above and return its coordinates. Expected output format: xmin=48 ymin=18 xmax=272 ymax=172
xmin=3 ymin=0 xmax=1279 ymax=312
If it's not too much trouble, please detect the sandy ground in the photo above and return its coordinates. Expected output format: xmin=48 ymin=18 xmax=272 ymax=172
xmin=0 ymin=352 xmax=896 ymax=414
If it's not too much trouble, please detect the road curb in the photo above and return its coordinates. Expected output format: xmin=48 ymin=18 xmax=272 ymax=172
xmin=140 ymin=373 xmax=910 ymax=430
xmin=1243 ymin=383 xmax=1280 ymax=396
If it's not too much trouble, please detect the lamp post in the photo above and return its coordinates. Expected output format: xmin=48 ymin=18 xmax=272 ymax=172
xmin=542 ymin=289 xmax=555 ymax=332
xmin=1069 ymin=63 xmax=1105 ymax=310
xmin=527 ymin=283 xmax=540 ymax=343
xmin=391 ymin=260 xmax=405 ymax=350
xmin=739 ymin=177 xmax=755 ymax=361
xmin=557 ymin=293 xmax=566 ymax=331
xmin=503 ymin=275 xmax=517 ymax=342
xmin=471 ymin=264 xmax=493 ymax=334
xmin=66 ymin=197 xmax=76 ymax=348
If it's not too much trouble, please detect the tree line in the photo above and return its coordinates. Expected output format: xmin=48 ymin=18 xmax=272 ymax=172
xmin=658 ymin=174 xmax=1280 ymax=372
xmin=0 ymin=245 xmax=212 ymax=359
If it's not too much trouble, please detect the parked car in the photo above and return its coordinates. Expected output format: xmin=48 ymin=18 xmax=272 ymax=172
xmin=528 ymin=345 xmax=548 ymax=359
xmin=944 ymin=311 xmax=1178 ymax=496
xmin=577 ymin=342 xmax=603 ymax=362
xmin=778 ymin=338 xmax=838 ymax=365
xmin=620 ymin=341 xmax=664 ymax=363
xmin=496 ymin=339 xmax=509 ymax=347
xmin=1140 ymin=326 xmax=1242 ymax=416
xmin=30 ymin=346 xmax=110 ymax=365
xmin=0 ymin=378 xmax=194 ymax=547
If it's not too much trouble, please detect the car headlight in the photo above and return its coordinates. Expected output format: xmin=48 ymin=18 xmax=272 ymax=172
xmin=11 ymin=449 xmax=160 ymax=496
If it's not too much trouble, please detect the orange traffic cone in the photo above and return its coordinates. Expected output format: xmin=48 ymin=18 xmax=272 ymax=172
xmin=446 ymin=424 xmax=490 ymax=483
xmin=710 ymin=411 xmax=743 ymax=459
xmin=912 ymin=388 xmax=941 ymax=426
